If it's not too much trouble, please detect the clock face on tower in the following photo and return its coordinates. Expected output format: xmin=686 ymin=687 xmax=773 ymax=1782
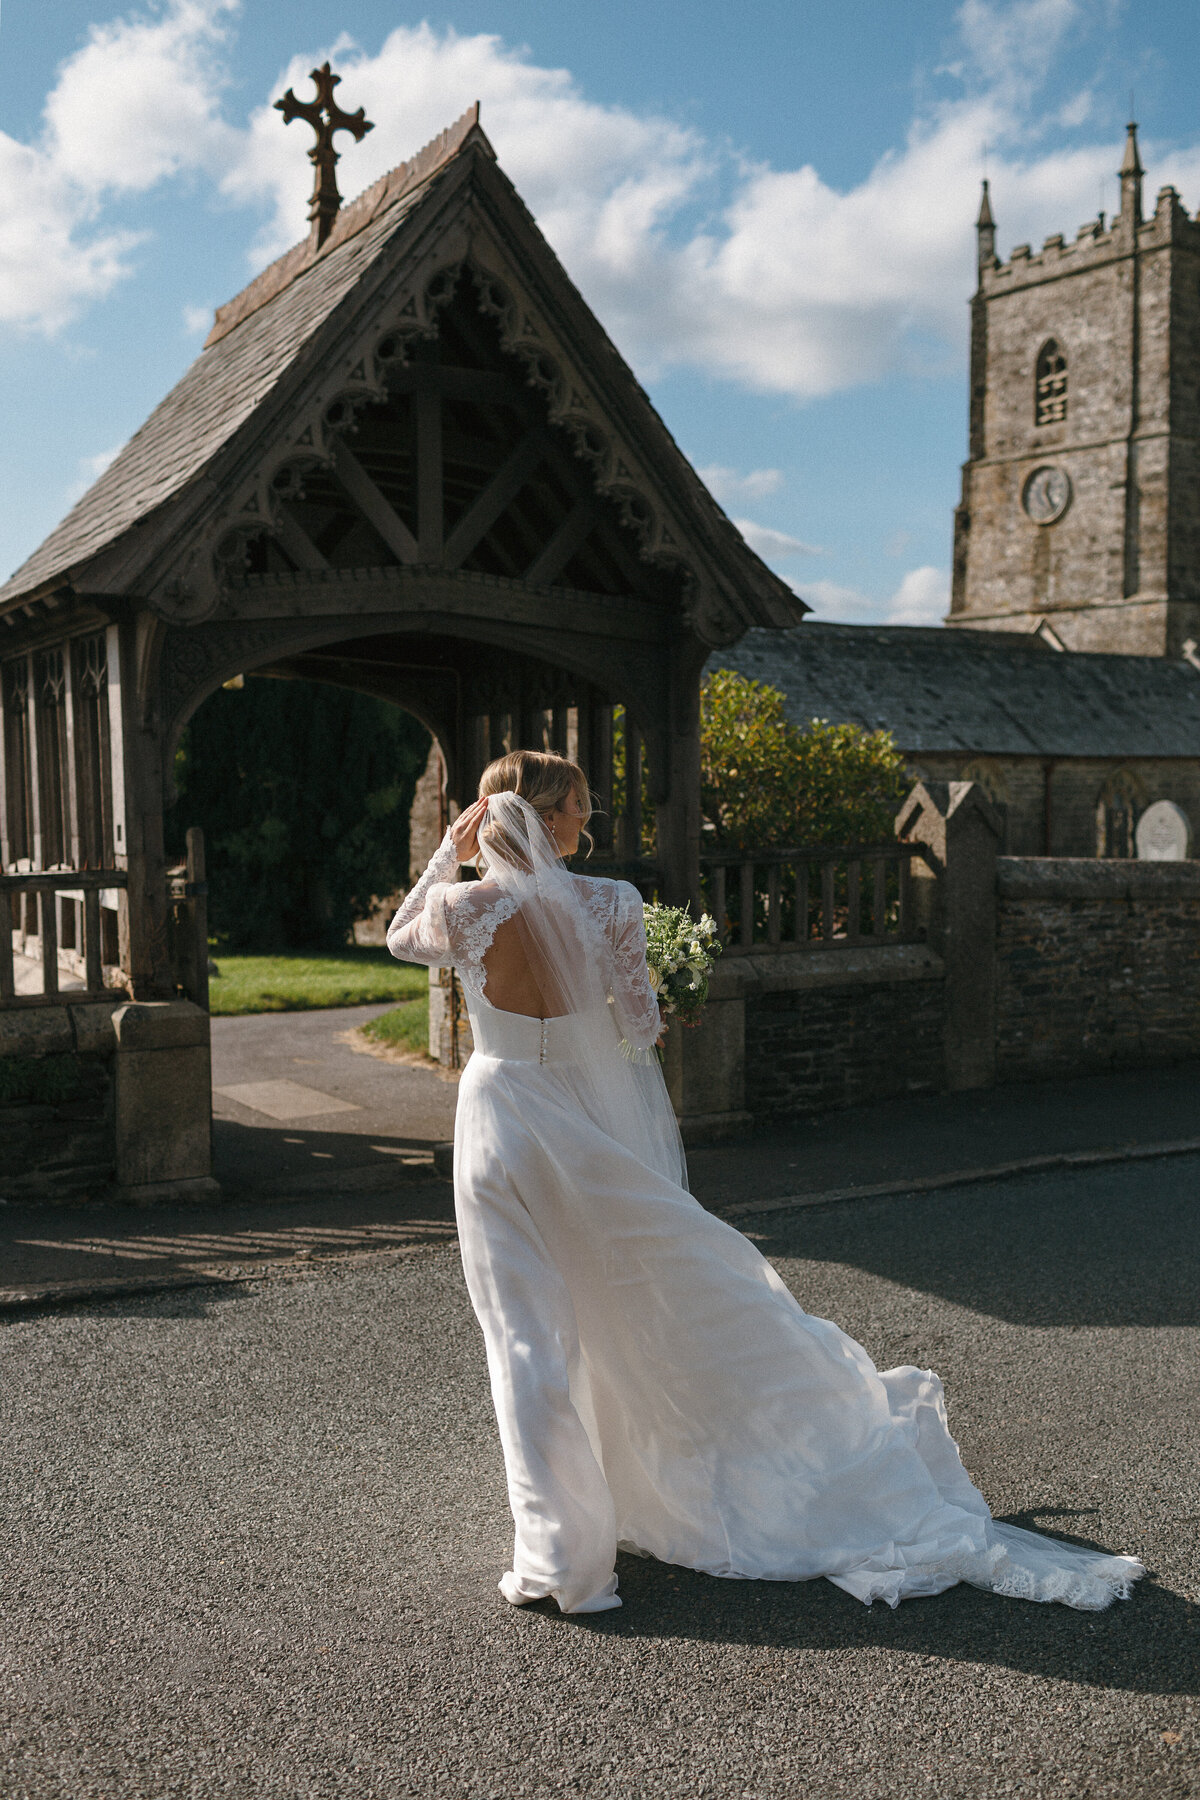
xmin=1022 ymin=465 xmax=1072 ymax=524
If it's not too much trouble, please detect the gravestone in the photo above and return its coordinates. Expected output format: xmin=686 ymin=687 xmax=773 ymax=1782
xmin=1135 ymin=799 xmax=1193 ymax=860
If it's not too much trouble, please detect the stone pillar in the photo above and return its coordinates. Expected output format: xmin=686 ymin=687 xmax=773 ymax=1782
xmin=111 ymin=1000 xmax=220 ymax=1203
xmin=896 ymin=780 xmax=1002 ymax=1091
xmin=660 ymin=963 xmax=750 ymax=1145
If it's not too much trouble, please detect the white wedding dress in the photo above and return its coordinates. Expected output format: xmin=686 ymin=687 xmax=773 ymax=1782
xmin=388 ymin=798 xmax=1143 ymax=1616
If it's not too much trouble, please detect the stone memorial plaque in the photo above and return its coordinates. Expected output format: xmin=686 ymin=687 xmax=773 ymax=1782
xmin=1022 ymin=466 xmax=1072 ymax=524
xmin=1135 ymin=799 xmax=1193 ymax=861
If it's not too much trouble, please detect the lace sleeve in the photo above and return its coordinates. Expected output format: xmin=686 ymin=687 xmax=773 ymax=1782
xmin=609 ymin=882 xmax=661 ymax=1052
xmin=385 ymin=830 xmax=460 ymax=967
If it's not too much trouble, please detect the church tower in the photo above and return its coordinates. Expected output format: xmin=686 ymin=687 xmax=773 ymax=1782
xmin=950 ymin=125 xmax=1200 ymax=654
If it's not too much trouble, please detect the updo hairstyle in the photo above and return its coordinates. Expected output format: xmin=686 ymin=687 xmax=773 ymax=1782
xmin=476 ymin=749 xmax=594 ymax=865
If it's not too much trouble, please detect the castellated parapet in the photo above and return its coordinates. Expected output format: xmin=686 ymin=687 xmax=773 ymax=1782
xmin=951 ymin=125 xmax=1200 ymax=655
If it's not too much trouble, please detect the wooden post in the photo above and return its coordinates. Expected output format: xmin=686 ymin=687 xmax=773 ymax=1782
xmin=586 ymin=695 xmax=613 ymax=855
xmin=653 ymin=633 xmax=704 ymax=910
xmin=186 ymin=826 xmax=209 ymax=1012
xmin=617 ymin=714 xmax=643 ymax=861
xmin=416 ymin=384 xmax=444 ymax=562
xmin=113 ymin=621 xmax=173 ymax=999
xmin=61 ymin=641 xmax=82 ymax=868
xmin=24 ymin=652 xmax=42 ymax=870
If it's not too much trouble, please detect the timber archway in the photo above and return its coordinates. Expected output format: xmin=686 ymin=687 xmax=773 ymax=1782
xmin=0 ymin=104 xmax=804 ymax=1198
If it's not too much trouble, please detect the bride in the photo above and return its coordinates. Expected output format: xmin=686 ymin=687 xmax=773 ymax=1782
xmin=387 ymin=749 xmax=1143 ymax=1616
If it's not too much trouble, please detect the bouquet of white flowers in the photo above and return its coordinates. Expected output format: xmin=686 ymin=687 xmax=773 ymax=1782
xmin=642 ymin=902 xmax=722 ymax=1029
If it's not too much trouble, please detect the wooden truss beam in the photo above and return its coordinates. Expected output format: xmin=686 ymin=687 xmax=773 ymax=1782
xmin=443 ymin=430 xmax=547 ymax=569
xmin=330 ymin=442 xmax=419 ymax=564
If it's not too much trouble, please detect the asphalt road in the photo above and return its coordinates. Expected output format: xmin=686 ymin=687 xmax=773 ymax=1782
xmin=3 ymin=1155 xmax=1198 ymax=1800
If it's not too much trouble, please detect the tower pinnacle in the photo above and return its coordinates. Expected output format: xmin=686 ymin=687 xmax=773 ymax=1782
xmin=976 ymin=179 xmax=996 ymax=272
xmin=1119 ymin=121 xmax=1143 ymax=227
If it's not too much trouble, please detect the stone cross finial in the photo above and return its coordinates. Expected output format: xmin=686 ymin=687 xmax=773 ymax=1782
xmin=275 ymin=62 xmax=375 ymax=249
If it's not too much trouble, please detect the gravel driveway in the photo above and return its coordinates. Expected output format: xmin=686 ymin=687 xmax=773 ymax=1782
xmin=2 ymin=1156 xmax=1197 ymax=1799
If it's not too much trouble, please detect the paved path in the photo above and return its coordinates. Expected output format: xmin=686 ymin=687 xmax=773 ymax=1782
xmin=211 ymin=1004 xmax=459 ymax=1199
xmin=2 ymin=1154 xmax=1197 ymax=1799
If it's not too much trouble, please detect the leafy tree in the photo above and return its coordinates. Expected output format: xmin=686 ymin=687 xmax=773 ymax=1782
xmin=700 ymin=668 xmax=906 ymax=849
xmin=168 ymin=678 xmax=430 ymax=951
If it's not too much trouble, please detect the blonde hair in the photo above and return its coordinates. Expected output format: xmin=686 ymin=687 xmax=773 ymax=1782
xmin=478 ymin=749 xmax=593 ymax=859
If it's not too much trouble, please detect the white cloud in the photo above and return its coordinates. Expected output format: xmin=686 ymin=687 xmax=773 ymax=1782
xmin=182 ymin=303 xmax=212 ymax=335
xmin=733 ymin=519 xmax=823 ymax=560
xmin=886 ymin=565 xmax=950 ymax=623
xmin=216 ymin=11 xmax=1158 ymax=402
xmin=697 ymin=465 xmax=784 ymax=503
xmin=0 ymin=0 xmax=238 ymax=333
xmin=43 ymin=0 xmax=239 ymax=194
xmin=796 ymin=564 xmax=950 ymax=625
xmin=798 ymin=578 xmax=874 ymax=622
xmin=5 ymin=0 xmax=1195 ymax=419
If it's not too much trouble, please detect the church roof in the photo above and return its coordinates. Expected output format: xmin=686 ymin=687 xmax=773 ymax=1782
xmin=1 ymin=108 xmax=801 ymax=632
xmin=708 ymin=622 xmax=1200 ymax=758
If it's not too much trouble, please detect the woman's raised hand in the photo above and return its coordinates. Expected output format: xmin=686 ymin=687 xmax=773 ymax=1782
xmin=451 ymin=796 xmax=490 ymax=864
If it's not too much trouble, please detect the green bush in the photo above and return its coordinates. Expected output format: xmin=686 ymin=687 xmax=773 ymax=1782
xmin=700 ymin=669 xmax=907 ymax=850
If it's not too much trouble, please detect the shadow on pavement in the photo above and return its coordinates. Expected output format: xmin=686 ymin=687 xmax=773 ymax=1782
xmin=564 ymin=1553 xmax=1200 ymax=1696
xmin=744 ymin=1157 xmax=1200 ymax=1329
xmin=213 ymin=1116 xmax=444 ymax=1197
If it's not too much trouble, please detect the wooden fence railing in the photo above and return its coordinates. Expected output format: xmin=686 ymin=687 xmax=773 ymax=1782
xmin=1 ymin=869 xmax=127 ymax=1006
xmin=700 ymin=841 xmax=935 ymax=955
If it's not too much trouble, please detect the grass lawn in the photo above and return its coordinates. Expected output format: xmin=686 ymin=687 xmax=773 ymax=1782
xmin=208 ymin=949 xmax=428 ymax=1016
xmin=358 ymin=996 xmax=431 ymax=1057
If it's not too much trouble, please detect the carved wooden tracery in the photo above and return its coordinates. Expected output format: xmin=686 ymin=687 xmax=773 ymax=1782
xmin=191 ymin=266 xmax=688 ymax=621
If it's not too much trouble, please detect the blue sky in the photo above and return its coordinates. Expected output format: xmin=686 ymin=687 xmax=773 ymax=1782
xmin=3 ymin=0 xmax=1199 ymax=622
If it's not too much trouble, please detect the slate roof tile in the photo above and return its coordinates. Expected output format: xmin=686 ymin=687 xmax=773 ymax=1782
xmin=707 ymin=623 xmax=1200 ymax=758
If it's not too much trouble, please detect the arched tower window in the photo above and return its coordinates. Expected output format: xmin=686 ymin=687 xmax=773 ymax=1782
xmin=1035 ymin=339 xmax=1068 ymax=426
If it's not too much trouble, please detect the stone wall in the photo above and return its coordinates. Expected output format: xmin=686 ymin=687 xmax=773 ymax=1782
xmin=663 ymin=944 xmax=946 ymax=1138
xmin=0 ymin=998 xmax=216 ymax=1204
xmin=995 ymin=858 xmax=1200 ymax=1078
xmin=0 ymin=1003 xmax=119 ymax=1200
xmin=744 ymin=963 xmax=946 ymax=1120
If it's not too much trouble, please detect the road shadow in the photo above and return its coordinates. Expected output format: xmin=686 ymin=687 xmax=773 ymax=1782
xmin=547 ymin=1547 xmax=1196 ymax=1696
xmin=739 ymin=1157 xmax=1200 ymax=1329
xmin=212 ymin=1116 xmax=447 ymax=1197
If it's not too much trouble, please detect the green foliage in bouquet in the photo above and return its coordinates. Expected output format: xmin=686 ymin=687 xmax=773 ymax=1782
xmin=643 ymin=902 xmax=722 ymax=1028
xmin=700 ymin=668 xmax=907 ymax=850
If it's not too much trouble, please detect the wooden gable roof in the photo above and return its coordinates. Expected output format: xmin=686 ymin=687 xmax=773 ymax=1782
xmin=0 ymin=108 xmax=805 ymax=645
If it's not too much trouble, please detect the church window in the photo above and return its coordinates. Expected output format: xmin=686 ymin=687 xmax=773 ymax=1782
xmin=1035 ymin=339 xmax=1068 ymax=426
xmin=1095 ymin=769 xmax=1141 ymax=858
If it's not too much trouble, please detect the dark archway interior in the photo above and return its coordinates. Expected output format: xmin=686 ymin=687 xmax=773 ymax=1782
xmin=168 ymin=674 xmax=431 ymax=952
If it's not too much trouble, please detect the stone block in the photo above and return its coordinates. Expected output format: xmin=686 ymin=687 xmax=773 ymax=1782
xmin=68 ymin=1001 xmax=120 ymax=1055
xmin=662 ymin=995 xmax=749 ymax=1143
xmin=0 ymin=1008 xmax=73 ymax=1058
xmin=112 ymin=1002 xmax=213 ymax=1194
xmin=111 ymin=1000 xmax=211 ymax=1051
